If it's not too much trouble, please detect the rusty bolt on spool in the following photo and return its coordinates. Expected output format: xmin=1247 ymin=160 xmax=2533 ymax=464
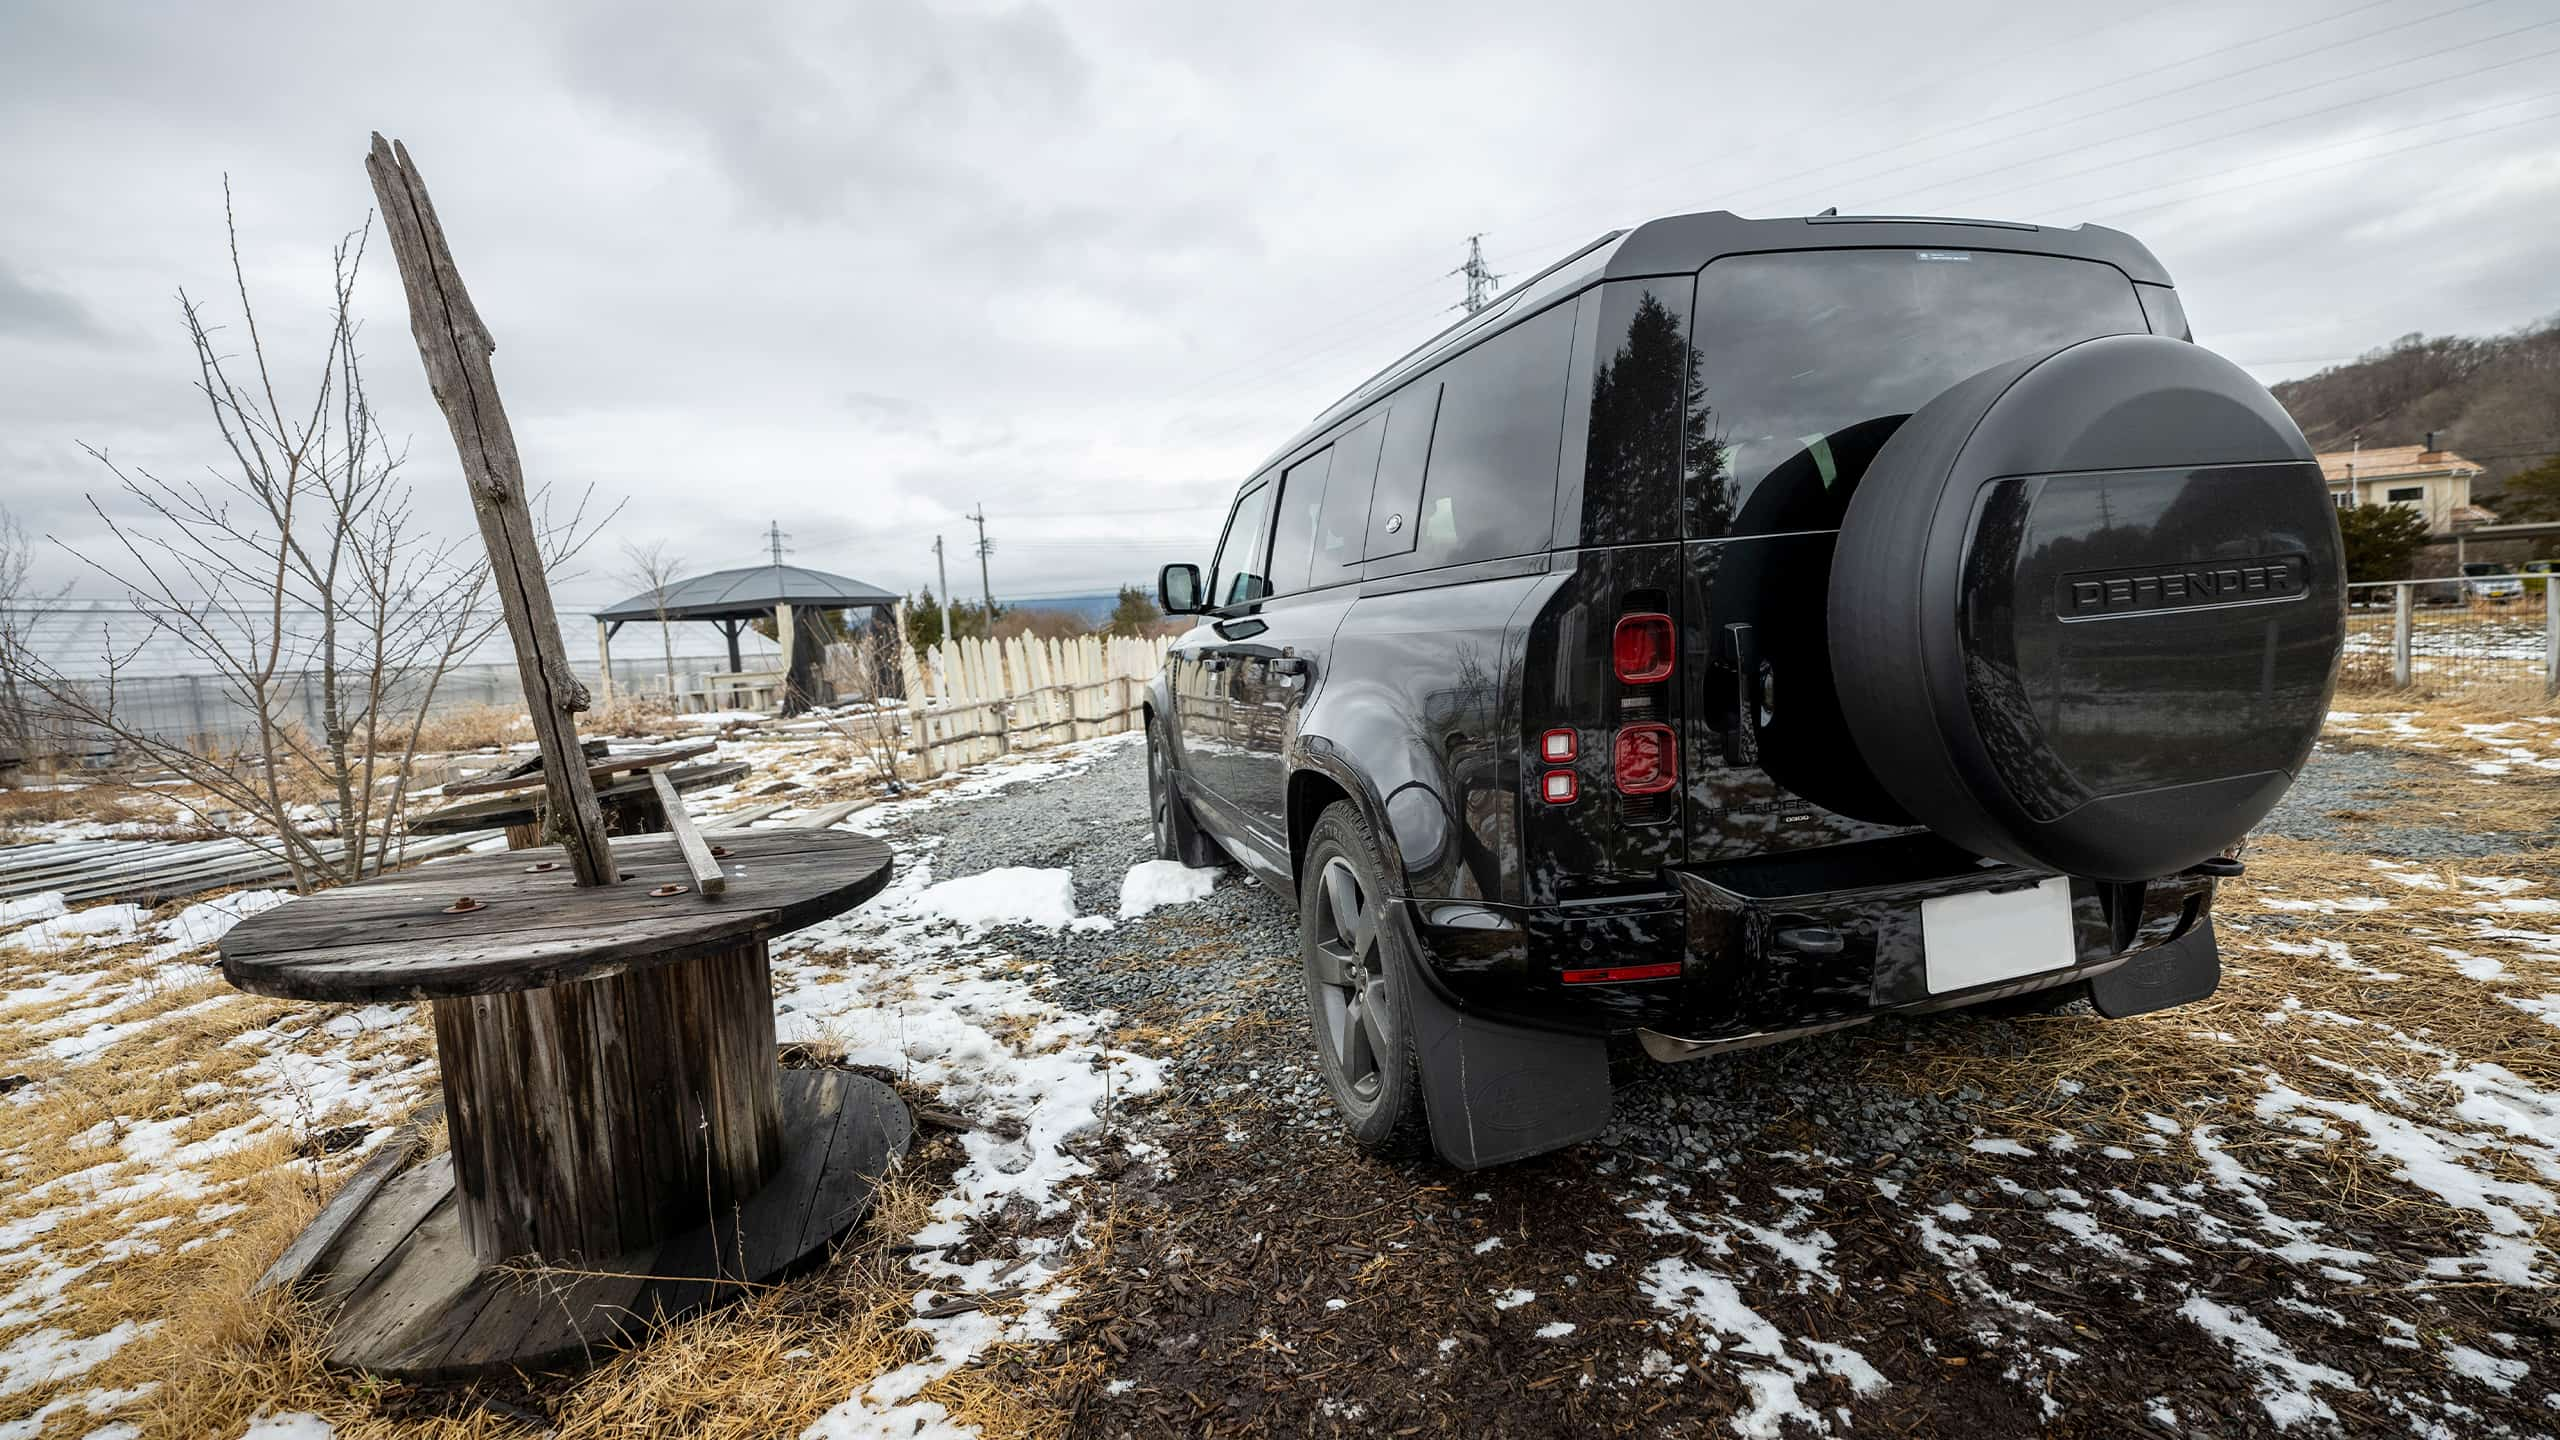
xmin=710 ymin=846 xmax=731 ymax=858
xmin=649 ymin=883 xmax=688 ymax=898
xmin=443 ymin=897 xmax=485 ymax=914
xmin=523 ymin=861 xmax=558 ymax=873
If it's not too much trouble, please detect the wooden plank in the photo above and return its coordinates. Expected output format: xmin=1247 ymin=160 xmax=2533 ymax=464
xmin=649 ymin=767 xmax=725 ymax=898
xmin=313 ymin=1152 xmax=457 ymax=1309
xmin=411 ymin=759 xmax=748 ymax=836
xmin=254 ymin=1101 xmax=445 ymax=1296
xmin=789 ymin=800 xmax=868 ymax=830
xmin=702 ymin=802 xmax=790 ymax=831
xmin=440 ymin=741 xmax=715 ymax=797
xmin=365 ymin=134 xmax=616 ymax=888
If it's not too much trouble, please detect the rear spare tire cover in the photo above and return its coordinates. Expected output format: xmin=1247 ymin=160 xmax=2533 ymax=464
xmin=1828 ymin=333 xmax=2343 ymax=881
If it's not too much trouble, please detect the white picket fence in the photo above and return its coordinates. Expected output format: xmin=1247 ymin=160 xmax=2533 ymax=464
xmin=892 ymin=627 xmax=1170 ymax=778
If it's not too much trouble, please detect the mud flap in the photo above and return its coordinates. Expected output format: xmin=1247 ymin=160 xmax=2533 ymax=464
xmin=1388 ymin=904 xmax=1612 ymax=1169
xmin=2089 ymin=918 xmax=2220 ymax=1019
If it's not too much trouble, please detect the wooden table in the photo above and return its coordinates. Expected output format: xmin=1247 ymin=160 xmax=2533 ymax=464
xmin=220 ymin=829 xmax=906 ymax=1377
xmin=410 ymin=759 xmax=751 ymax=849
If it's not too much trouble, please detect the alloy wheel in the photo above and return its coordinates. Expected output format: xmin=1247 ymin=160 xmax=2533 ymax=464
xmin=1310 ymin=855 xmax=1393 ymax=1104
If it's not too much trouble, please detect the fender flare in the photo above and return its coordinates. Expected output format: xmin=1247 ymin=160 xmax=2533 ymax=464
xmin=1291 ymin=735 xmax=1415 ymax=894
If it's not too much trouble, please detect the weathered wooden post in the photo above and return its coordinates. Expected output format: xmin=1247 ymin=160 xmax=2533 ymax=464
xmin=214 ymin=135 xmax=910 ymax=1379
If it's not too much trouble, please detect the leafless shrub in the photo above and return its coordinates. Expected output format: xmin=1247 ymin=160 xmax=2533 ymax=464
xmin=10 ymin=184 xmax=608 ymax=890
xmin=619 ymin=539 xmax=686 ymax=703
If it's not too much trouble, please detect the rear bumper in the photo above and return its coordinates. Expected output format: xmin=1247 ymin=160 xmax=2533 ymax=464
xmin=1403 ymin=833 xmax=2217 ymax=1046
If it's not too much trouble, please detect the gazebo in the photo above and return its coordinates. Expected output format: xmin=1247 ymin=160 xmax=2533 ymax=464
xmin=595 ymin=562 xmax=899 ymax=715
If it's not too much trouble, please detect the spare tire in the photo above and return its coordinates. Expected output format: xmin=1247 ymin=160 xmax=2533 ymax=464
xmin=1828 ymin=333 xmax=2343 ymax=882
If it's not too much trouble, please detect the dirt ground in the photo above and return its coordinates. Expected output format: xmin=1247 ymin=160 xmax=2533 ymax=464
xmin=3 ymin=703 xmax=2557 ymax=1438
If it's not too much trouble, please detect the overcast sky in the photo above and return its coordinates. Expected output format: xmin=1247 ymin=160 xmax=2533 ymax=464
xmin=4 ymin=0 xmax=2555 ymax=611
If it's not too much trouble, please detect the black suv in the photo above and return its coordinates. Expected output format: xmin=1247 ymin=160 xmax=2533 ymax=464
xmin=1144 ymin=211 xmax=2344 ymax=1168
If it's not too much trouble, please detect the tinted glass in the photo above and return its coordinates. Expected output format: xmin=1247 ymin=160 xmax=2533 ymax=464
xmin=1406 ymin=300 xmax=1575 ymax=569
xmin=1269 ymin=448 xmax=1331 ymax=594
xmin=1567 ymin=278 xmax=1699 ymax=548
xmin=2136 ymin=282 xmax=2192 ymax=342
xmin=1690 ymin=249 xmax=2148 ymax=538
xmin=1314 ymin=417 xmax=1383 ymax=580
xmin=1366 ymin=384 xmax=1441 ymax=559
xmin=1210 ymin=481 xmax=1274 ymax=609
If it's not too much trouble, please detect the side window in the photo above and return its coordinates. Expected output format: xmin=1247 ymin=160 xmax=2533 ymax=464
xmin=1209 ymin=481 xmax=1274 ymax=610
xmin=1313 ymin=417 xmax=1383 ymax=581
xmin=1365 ymin=384 xmax=1441 ymax=559
xmin=1405 ymin=301 xmax=1576 ymax=571
xmin=1268 ymin=448 xmax=1331 ymax=594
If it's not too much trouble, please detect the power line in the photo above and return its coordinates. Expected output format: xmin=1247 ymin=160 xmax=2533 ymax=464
xmin=1877 ymin=19 xmax=2560 ymax=213
xmin=1469 ymin=0 xmax=2427 ymax=273
xmin=1729 ymin=0 xmax=2492 ymax=216
xmin=2078 ymin=92 xmax=2560 ymax=221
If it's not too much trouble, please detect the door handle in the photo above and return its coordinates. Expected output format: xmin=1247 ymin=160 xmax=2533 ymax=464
xmin=1202 ymin=656 xmax=1229 ymax=673
xmin=1269 ymin=656 xmax=1308 ymax=677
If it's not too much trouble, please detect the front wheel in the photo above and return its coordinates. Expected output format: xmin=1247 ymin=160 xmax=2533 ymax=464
xmin=1299 ymin=803 xmax=1428 ymax=1157
xmin=1146 ymin=712 xmax=1221 ymax=867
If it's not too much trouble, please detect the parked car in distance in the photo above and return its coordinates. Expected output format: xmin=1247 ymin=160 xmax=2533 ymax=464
xmin=1144 ymin=209 xmax=2345 ymax=1168
xmin=2461 ymin=562 xmax=2525 ymax=603
xmin=2513 ymin=559 xmax=2555 ymax=595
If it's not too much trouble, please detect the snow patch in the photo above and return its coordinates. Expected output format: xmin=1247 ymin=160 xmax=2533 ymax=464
xmin=1116 ymin=859 xmax=1218 ymax=919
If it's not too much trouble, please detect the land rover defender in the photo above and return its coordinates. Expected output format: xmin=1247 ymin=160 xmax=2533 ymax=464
xmin=1143 ymin=210 xmax=2345 ymax=1167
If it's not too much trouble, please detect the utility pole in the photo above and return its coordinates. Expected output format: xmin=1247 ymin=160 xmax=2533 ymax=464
xmin=1451 ymin=234 xmax=1502 ymax=315
xmin=766 ymin=520 xmax=790 ymax=566
xmin=966 ymin=504 xmax=995 ymax=628
xmin=932 ymin=534 xmax=952 ymax=646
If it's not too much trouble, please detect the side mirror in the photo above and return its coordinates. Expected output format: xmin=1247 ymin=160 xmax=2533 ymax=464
xmin=1158 ymin=563 xmax=1203 ymax=616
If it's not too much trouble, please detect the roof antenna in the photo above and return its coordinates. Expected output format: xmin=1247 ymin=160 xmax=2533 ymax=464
xmin=1815 ymin=206 xmax=1839 ymax=217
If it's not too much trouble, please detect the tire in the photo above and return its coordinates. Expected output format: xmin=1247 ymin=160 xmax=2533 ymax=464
xmin=1299 ymin=802 xmax=1429 ymax=1158
xmin=1145 ymin=712 xmax=1222 ymax=868
xmin=1827 ymin=334 xmax=2344 ymax=881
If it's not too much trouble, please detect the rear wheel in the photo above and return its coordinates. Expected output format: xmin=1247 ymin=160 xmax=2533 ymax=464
xmin=1300 ymin=804 xmax=1428 ymax=1157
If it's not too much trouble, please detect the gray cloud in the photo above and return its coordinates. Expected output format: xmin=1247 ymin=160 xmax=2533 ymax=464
xmin=2 ymin=0 xmax=2556 ymax=608
xmin=0 ymin=264 xmax=107 ymax=341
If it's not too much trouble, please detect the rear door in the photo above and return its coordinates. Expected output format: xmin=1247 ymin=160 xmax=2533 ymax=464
xmin=1225 ymin=419 xmax=1384 ymax=842
xmin=1683 ymin=247 xmax=2153 ymax=860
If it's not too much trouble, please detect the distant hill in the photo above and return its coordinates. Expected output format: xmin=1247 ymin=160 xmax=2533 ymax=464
xmin=2270 ymin=318 xmax=2560 ymax=509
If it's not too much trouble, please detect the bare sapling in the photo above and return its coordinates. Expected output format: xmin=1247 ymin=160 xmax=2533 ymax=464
xmin=0 ymin=509 xmax=66 ymax=785
xmin=620 ymin=539 xmax=686 ymax=708
xmin=10 ymin=184 xmax=607 ymax=891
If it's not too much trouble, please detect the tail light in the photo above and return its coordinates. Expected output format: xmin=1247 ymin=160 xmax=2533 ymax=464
xmin=1612 ymin=613 xmax=1675 ymax=683
xmin=1541 ymin=770 xmax=1579 ymax=804
xmin=1614 ymin=723 xmax=1677 ymax=794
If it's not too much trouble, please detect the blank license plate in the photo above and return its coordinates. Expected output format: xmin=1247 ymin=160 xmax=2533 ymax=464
xmin=1921 ymin=877 xmax=2074 ymax=994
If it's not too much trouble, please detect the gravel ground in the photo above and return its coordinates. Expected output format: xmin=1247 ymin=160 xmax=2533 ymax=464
xmin=859 ymin=732 xmax=2560 ymax=1438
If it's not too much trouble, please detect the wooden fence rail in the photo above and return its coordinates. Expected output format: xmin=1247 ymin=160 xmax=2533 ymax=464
xmin=889 ymin=622 xmax=1167 ymax=779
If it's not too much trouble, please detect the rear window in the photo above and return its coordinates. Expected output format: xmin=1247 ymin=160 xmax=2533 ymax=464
xmin=1691 ymin=249 xmax=2148 ymax=537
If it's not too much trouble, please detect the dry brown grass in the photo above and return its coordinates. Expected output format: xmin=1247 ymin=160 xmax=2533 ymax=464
xmin=1876 ymin=820 xmax=2560 ymax=1259
xmin=0 ymin=904 xmax=1063 ymax=1438
xmin=0 ymin=781 xmax=149 ymax=835
xmin=401 ymin=704 xmax=529 ymax=756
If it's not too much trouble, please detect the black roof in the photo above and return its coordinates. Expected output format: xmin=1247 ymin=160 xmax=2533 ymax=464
xmin=594 ymin=564 xmax=898 ymax=623
xmin=1270 ymin=209 xmax=2172 ymax=473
